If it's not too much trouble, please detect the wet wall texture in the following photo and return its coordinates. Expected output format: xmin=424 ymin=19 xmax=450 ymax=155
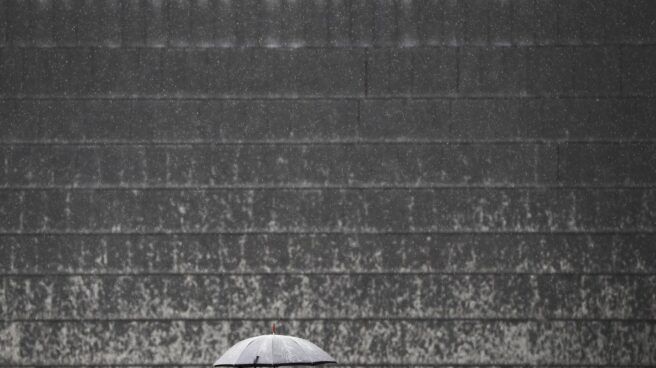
xmin=1 ymin=0 xmax=656 ymax=367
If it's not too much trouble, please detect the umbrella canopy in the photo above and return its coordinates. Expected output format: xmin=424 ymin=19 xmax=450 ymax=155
xmin=214 ymin=326 xmax=336 ymax=367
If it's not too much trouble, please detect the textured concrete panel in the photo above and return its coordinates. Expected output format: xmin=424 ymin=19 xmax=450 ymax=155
xmin=1 ymin=144 xmax=558 ymax=186
xmin=0 ymin=49 xmax=365 ymax=97
xmin=1 ymin=188 xmax=654 ymax=233
xmin=3 ymin=274 xmax=442 ymax=319
xmin=2 ymin=98 xmax=655 ymax=142
xmin=7 ymin=273 xmax=648 ymax=319
xmin=558 ymin=143 xmax=656 ymax=184
xmin=362 ymin=97 xmax=656 ymax=140
xmin=3 ymin=234 xmax=656 ymax=274
xmin=0 ymin=99 xmax=359 ymax=142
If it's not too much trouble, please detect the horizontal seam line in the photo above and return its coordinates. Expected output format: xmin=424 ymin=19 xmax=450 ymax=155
xmin=2 ymin=317 xmax=655 ymax=322
xmin=1 ymin=234 xmax=651 ymax=240
xmin=2 ymin=140 xmax=656 ymax=145
xmin=0 ymin=94 xmax=655 ymax=99
xmin=0 ymin=96 xmax=654 ymax=101
xmin=0 ymin=231 xmax=655 ymax=235
xmin=0 ymin=232 xmax=649 ymax=236
xmin=1 ymin=272 xmax=655 ymax=277
xmin=1 ymin=186 xmax=655 ymax=190
xmin=2 ymin=43 xmax=656 ymax=48
xmin=0 ymin=185 xmax=655 ymax=190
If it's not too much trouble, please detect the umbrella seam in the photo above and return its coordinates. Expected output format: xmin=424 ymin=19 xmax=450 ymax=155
xmin=288 ymin=336 xmax=309 ymax=362
xmin=290 ymin=336 xmax=337 ymax=364
xmin=270 ymin=334 xmax=274 ymax=366
xmin=233 ymin=338 xmax=260 ymax=366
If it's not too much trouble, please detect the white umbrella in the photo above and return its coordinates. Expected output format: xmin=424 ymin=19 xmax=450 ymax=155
xmin=213 ymin=324 xmax=337 ymax=367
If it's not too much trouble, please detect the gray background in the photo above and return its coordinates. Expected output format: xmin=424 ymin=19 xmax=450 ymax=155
xmin=1 ymin=0 xmax=656 ymax=367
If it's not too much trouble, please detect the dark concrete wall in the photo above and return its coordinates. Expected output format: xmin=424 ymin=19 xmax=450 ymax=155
xmin=1 ymin=0 xmax=656 ymax=367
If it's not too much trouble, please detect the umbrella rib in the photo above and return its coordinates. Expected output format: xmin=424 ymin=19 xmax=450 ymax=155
xmin=270 ymin=334 xmax=274 ymax=366
xmin=290 ymin=336 xmax=336 ymax=365
xmin=234 ymin=338 xmax=259 ymax=366
xmin=288 ymin=337 xmax=310 ymax=363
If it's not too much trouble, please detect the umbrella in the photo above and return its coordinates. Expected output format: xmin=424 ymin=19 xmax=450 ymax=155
xmin=214 ymin=324 xmax=337 ymax=367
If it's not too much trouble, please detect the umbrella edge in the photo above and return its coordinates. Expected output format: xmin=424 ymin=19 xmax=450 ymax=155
xmin=214 ymin=360 xmax=337 ymax=367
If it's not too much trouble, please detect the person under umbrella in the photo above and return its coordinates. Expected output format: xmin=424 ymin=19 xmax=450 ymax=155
xmin=213 ymin=323 xmax=337 ymax=367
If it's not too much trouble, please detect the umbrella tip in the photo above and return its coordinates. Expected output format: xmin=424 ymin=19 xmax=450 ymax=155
xmin=272 ymin=323 xmax=276 ymax=334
